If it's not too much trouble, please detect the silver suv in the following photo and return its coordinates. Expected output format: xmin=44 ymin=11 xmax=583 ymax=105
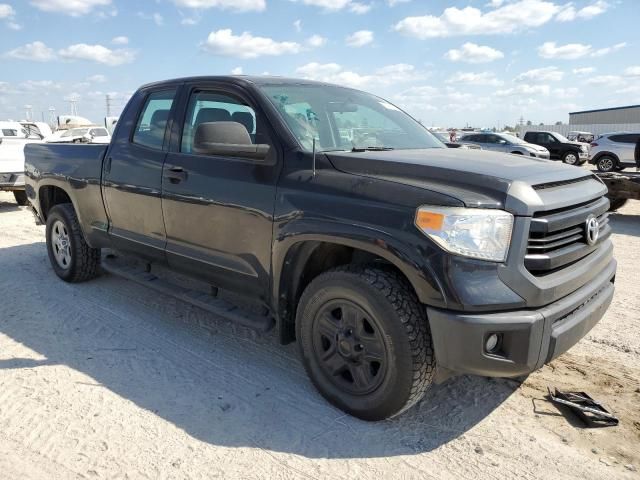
xmin=460 ymin=132 xmax=550 ymax=158
xmin=588 ymin=132 xmax=640 ymax=172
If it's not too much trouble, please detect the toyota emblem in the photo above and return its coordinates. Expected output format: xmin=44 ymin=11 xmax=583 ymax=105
xmin=585 ymin=215 xmax=600 ymax=246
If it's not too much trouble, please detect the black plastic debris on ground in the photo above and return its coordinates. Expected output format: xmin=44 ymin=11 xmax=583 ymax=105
xmin=547 ymin=387 xmax=619 ymax=428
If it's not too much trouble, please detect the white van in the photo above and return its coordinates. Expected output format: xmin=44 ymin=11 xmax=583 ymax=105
xmin=0 ymin=121 xmax=43 ymax=205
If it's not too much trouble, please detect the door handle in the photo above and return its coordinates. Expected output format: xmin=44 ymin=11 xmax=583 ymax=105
xmin=165 ymin=167 xmax=187 ymax=184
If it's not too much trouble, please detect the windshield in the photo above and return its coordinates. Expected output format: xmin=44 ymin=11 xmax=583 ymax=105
xmin=499 ymin=133 xmax=526 ymax=144
xmin=259 ymin=84 xmax=444 ymax=152
xmin=552 ymin=132 xmax=570 ymax=142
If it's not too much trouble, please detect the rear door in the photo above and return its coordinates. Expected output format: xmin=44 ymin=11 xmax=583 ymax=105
xmin=485 ymin=134 xmax=508 ymax=153
xmin=161 ymin=82 xmax=281 ymax=301
xmin=102 ymin=88 xmax=178 ymax=261
xmin=610 ymin=134 xmax=639 ymax=165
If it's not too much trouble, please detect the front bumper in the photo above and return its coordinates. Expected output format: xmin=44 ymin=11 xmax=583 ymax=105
xmin=0 ymin=172 xmax=25 ymax=190
xmin=427 ymin=258 xmax=616 ymax=377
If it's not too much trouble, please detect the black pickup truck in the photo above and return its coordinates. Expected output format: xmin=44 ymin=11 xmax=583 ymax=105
xmin=25 ymin=76 xmax=616 ymax=421
xmin=523 ymin=130 xmax=589 ymax=165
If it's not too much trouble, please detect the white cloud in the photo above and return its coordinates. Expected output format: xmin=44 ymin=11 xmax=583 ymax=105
xmin=572 ymin=67 xmax=595 ymax=75
xmin=444 ymin=42 xmax=504 ymax=64
xmin=345 ymin=30 xmax=373 ymax=47
xmin=294 ymin=62 xmax=421 ymax=88
xmin=387 ymin=0 xmax=411 ymax=6
xmin=307 ymin=35 xmax=327 ymax=47
xmin=202 ymin=29 xmax=301 ymax=58
xmin=446 ymin=71 xmax=504 ymax=86
xmin=538 ymin=41 xmax=625 ymax=59
xmin=291 ymin=0 xmax=370 ymax=12
xmin=172 ymin=0 xmax=265 ymax=11
xmin=111 ymin=36 xmax=129 ymax=45
xmin=349 ymin=2 xmax=371 ymax=13
xmin=496 ymin=84 xmax=551 ymax=96
xmin=231 ymin=66 xmax=243 ymax=75
xmin=557 ymin=0 xmax=610 ymax=21
xmin=5 ymin=41 xmax=56 ymax=62
xmin=138 ymin=12 xmax=164 ymax=26
xmin=293 ymin=19 xmax=302 ymax=32
xmin=0 ymin=4 xmax=15 ymax=18
xmin=86 ymin=74 xmax=107 ymax=83
xmin=21 ymin=80 xmax=62 ymax=91
xmin=394 ymin=0 xmax=561 ymax=39
xmin=59 ymin=44 xmax=136 ymax=66
xmin=624 ymin=66 xmax=640 ymax=77
xmin=585 ymin=75 xmax=626 ymax=87
xmin=515 ymin=66 xmax=564 ymax=82
xmin=29 ymin=0 xmax=112 ymax=16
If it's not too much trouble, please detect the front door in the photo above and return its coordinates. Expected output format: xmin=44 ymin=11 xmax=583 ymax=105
xmin=161 ymin=85 xmax=281 ymax=301
xmin=103 ymin=88 xmax=177 ymax=261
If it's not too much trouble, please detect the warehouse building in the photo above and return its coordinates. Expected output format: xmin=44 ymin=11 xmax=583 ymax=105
xmin=569 ymin=105 xmax=640 ymax=125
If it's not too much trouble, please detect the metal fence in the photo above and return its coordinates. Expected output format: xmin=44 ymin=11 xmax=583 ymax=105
xmin=517 ymin=123 xmax=640 ymax=138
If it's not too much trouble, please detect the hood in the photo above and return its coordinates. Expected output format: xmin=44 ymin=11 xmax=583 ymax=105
xmin=326 ymin=148 xmax=594 ymax=211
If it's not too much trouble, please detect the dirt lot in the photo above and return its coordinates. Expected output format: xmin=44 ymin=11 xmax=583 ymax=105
xmin=0 ymin=191 xmax=638 ymax=480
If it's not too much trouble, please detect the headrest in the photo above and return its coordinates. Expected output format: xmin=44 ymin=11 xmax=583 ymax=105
xmin=231 ymin=111 xmax=255 ymax=134
xmin=150 ymin=109 xmax=170 ymax=129
xmin=195 ymin=108 xmax=231 ymax=126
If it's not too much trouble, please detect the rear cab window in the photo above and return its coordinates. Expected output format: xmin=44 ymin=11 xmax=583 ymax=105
xmin=132 ymin=90 xmax=176 ymax=150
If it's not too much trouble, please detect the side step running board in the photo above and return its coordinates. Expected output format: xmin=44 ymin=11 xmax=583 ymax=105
xmin=101 ymin=255 xmax=275 ymax=333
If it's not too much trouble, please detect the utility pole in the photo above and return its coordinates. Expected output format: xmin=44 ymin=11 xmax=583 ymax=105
xmin=48 ymin=106 xmax=56 ymax=128
xmin=106 ymin=94 xmax=113 ymax=117
xmin=67 ymin=97 xmax=79 ymax=116
xmin=24 ymin=104 xmax=33 ymax=121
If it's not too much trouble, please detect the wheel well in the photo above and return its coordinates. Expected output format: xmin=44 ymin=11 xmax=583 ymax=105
xmin=38 ymin=186 xmax=72 ymax=221
xmin=594 ymin=151 xmax=619 ymax=163
xmin=278 ymin=241 xmax=413 ymax=344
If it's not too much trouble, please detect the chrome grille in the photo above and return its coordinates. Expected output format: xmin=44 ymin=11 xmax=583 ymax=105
xmin=525 ymin=196 xmax=611 ymax=276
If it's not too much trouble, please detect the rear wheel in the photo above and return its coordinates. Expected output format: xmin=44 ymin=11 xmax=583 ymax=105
xmin=597 ymin=156 xmax=617 ymax=172
xmin=46 ymin=204 xmax=101 ymax=282
xmin=563 ymin=151 xmax=579 ymax=165
xmin=13 ymin=190 xmax=28 ymax=206
xmin=296 ymin=265 xmax=435 ymax=421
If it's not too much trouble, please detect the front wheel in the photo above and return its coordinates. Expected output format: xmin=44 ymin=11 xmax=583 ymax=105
xmin=563 ymin=151 xmax=579 ymax=165
xmin=296 ymin=265 xmax=435 ymax=421
xmin=46 ymin=204 xmax=101 ymax=282
xmin=597 ymin=156 xmax=617 ymax=172
xmin=13 ymin=190 xmax=28 ymax=206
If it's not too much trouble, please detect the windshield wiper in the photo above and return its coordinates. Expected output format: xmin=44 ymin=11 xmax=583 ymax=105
xmin=351 ymin=146 xmax=395 ymax=152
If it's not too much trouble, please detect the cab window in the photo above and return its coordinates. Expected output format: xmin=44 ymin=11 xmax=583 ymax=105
xmin=133 ymin=89 xmax=176 ymax=150
xmin=180 ymin=90 xmax=259 ymax=154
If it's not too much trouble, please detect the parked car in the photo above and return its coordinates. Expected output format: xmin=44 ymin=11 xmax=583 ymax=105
xmin=588 ymin=132 xmax=640 ymax=172
xmin=523 ymin=131 xmax=589 ymax=165
xmin=460 ymin=132 xmax=549 ymax=158
xmin=567 ymin=131 xmax=595 ymax=143
xmin=25 ymin=76 xmax=616 ymax=421
xmin=431 ymin=131 xmax=481 ymax=149
xmin=46 ymin=127 xmax=111 ymax=144
xmin=0 ymin=121 xmax=41 ymax=205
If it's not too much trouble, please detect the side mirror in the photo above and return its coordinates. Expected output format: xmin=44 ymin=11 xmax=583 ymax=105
xmin=82 ymin=133 xmax=93 ymax=143
xmin=193 ymin=122 xmax=271 ymax=161
xmin=498 ymin=139 xmax=507 ymax=145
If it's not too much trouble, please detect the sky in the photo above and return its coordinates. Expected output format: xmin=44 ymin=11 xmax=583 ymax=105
xmin=0 ymin=0 xmax=638 ymax=129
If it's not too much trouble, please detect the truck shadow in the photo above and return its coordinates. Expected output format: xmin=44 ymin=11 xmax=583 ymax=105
xmin=0 ymin=242 xmax=517 ymax=459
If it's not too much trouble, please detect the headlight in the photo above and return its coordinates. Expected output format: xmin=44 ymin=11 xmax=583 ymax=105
xmin=415 ymin=206 xmax=514 ymax=262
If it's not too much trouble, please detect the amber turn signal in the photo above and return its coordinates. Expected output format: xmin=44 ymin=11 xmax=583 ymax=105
xmin=415 ymin=210 xmax=444 ymax=231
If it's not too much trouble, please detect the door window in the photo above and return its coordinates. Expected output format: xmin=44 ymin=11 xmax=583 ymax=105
xmin=133 ymin=90 xmax=176 ymax=150
xmin=181 ymin=91 xmax=259 ymax=154
xmin=610 ymin=134 xmax=640 ymax=143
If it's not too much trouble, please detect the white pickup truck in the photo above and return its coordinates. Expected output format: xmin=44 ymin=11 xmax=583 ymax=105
xmin=0 ymin=121 xmax=43 ymax=205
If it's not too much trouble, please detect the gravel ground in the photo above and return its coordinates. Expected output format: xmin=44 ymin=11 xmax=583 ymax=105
xmin=0 ymin=190 xmax=638 ymax=479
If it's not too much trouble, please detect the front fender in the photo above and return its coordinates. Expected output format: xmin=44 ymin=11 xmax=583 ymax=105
xmin=272 ymin=218 xmax=447 ymax=313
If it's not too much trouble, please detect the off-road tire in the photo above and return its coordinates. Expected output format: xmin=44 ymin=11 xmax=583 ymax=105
xmin=46 ymin=204 xmax=101 ymax=282
xmin=296 ymin=264 xmax=435 ymax=421
xmin=13 ymin=190 xmax=28 ymax=206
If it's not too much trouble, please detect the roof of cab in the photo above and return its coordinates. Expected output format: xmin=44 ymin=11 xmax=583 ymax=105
xmin=138 ymin=75 xmax=342 ymax=90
